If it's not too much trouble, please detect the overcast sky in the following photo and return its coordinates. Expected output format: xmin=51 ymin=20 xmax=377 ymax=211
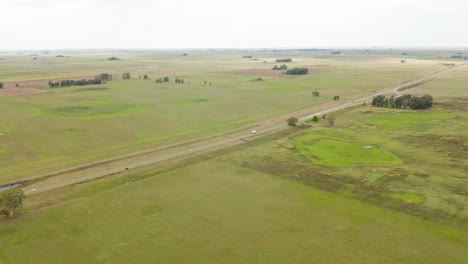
xmin=1 ymin=0 xmax=467 ymax=50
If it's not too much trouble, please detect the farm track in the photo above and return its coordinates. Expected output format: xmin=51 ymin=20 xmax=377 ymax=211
xmin=12 ymin=64 xmax=466 ymax=195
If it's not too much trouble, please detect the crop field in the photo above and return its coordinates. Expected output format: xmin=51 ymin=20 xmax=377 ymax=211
xmin=0 ymin=50 xmax=453 ymax=184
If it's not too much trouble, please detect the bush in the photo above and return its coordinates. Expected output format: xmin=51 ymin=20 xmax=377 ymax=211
xmin=286 ymin=68 xmax=309 ymax=75
xmin=311 ymin=116 xmax=319 ymax=122
xmin=287 ymin=117 xmax=299 ymax=127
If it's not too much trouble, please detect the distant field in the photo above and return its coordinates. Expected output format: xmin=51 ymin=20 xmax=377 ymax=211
xmin=1 ymin=162 xmax=467 ymax=264
xmin=0 ymin=50 xmax=452 ymax=183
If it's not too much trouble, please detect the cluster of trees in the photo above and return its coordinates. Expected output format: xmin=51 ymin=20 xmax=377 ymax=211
xmin=272 ymin=64 xmax=287 ymax=70
xmin=175 ymin=78 xmax=185 ymax=84
xmin=0 ymin=188 xmax=25 ymax=218
xmin=442 ymin=63 xmax=456 ymax=66
xmin=155 ymin=77 xmax=170 ymax=83
xmin=275 ymin=58 xmax=292 ymax=62
xmin=371 ymin=94 xmax=433 ymax=109
xmin=312 ymin=90 xmax=320 ymax=96
xmin=286 ymin=67 xmax=309 ymax=75
xmin=0 ymin=82 xmax=3 ymax=88
xmin=122 ymin=73 xmax=131 ymax=79
xmin=48 ymin=78 xmax=102 ymax=88
xmin=333 ymin=95 xmax=340 ymax=100
xmin=242 ymin=55 xmax=253 ymax=58
xmin=97 ymin=73 xmax=112 ymax=81
xmin=401 ymin=60 xmax=407 ymax=63
xmin=108 ymin=57 xmax=119 ymax=61
xmin=331 ymin=51 xmax=341 ymax=55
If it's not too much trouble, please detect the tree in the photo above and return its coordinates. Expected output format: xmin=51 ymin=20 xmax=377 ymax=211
xmin=0 ymin=82 xmax=3 ymax=89
xmin=286 ymin=67 xmax=309 ymax=75
xmin=333 ymin=95 xmax=340 ymax=100
xmin=311 ymin=115 xmax=319 ymax=122
xmin=143 ymin=74 xmax=149 ymax=80
xmin=312 ymin=90 xmax=320 ymax=97
xmin=0 ymin=188 xmax=25 ymax=218
xmin=122 ymin=73 xmax=131 ymax=79
xmin=371 ymin=95 xmax=386 ymax=107
xmin=287 ymin=117 xmax=299 ymax=127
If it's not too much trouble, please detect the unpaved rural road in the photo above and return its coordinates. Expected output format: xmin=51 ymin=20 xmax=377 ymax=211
xmin=23 ymin=64 xmax=466 ymax=195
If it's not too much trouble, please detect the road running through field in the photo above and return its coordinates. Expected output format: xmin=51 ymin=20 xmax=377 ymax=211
xmin=23 ymin=64 xmax=466 ymax=195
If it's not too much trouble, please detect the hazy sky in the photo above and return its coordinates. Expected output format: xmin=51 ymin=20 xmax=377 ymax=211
xmin=1 ymin=0 xmax=467 ymax=50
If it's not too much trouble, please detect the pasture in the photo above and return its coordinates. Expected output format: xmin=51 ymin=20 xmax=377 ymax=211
xmin=0 ymin=49 xmax=452 ymax=184
xmin=0 ymin=49 xmax=467 ymax=263
xmin=224 ymin=98 xmax=468 ymax=224
xmin=0 ymin=161 xmax=467 ymax=263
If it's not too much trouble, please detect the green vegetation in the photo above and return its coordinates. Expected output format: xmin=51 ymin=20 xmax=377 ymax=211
xmin=1 ymin=162 xmax=467 ymax=263
xmin=0 ymin=189 xmax=25 ymax=218
xmin=294 ymin=134 xmax=402 ymax=166
xmin=224 ymin=98 xmax=468 ymax=225
xmin=372 ymin=94 xmax=433 ymax=109
xmin=287 ymin=117 xmax=299 ymax=126
xmin=0 ymin=50 xmax=450 ymax=183
xmin=275 ymin=58 xmax=292 ymax=62
xmin=272 ymin=64 xmax=287 ymax=70
xmin=0 ymin=50 xmax=466 ymax=263
xmin=285 ymin=67 xmax=309 ymax=75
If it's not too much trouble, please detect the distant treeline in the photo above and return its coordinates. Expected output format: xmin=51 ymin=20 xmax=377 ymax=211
xmin=372 ymin=94 xmax=433 ymax=110
xmin=49 ymin=79 xmax=102 ymax=88
xmin=272 ymin=64 xmax=288 ymax=70
xmin=48 ymin=73 xmax=112 ymax=88
xmin=285 ymin=67 xmax=309 ymax=75
xmin=275 ymin=58 xmax=292 ymax=62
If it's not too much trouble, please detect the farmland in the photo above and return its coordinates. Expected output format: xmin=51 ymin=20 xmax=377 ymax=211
xmin=1 ymin=49 xmax=467 ymax=263
xmin=0 ymin=49 xmax=454 ymax=184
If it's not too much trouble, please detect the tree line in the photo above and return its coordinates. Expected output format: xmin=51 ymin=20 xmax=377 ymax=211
xmin=48 ymin=79 xmax=102 ymax=88
xmin=272 ymin=64 xmax=288 ymax=70
xmin=371 ymin=94 xmax=433 ymax=109
xmin=48 ymin=73 xmax=112 ymax=88
xmin=286 ymin=67 xmax=309 ymax=75
xmin=275 ymin=58 xmax=292 ymax=62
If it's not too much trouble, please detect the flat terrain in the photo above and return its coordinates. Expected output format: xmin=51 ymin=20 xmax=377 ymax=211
xmin=1 ymin=49 xmax=467 ymax=264
xmin=1 ymin=162 xmax=467 ymax=264
xmin=0 ymin=50 xmax=458 ymax=184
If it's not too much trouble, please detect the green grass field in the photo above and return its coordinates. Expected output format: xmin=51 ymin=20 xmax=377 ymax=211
xmin=224 ymin=98 xmax=468 ymax=224
xmin=1 ymin=49 xmax=467 ymax=263
xmin=1 ymin=161 xmax=467 ymax=264
xmin=0 ymin=50 xmax=451 ymax=183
